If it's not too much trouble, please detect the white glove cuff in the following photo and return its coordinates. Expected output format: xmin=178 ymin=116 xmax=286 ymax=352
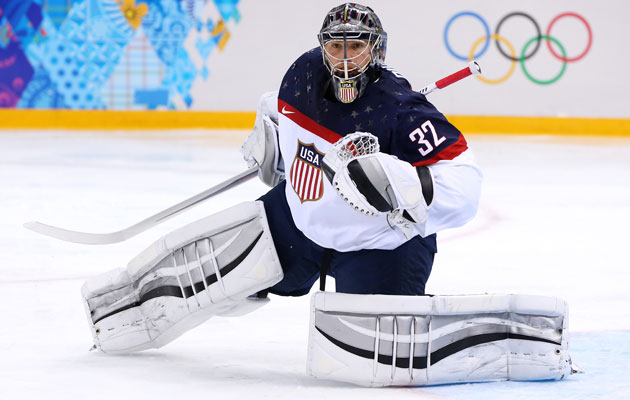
xmin=373 ymin=153 xmax=434 ymax=224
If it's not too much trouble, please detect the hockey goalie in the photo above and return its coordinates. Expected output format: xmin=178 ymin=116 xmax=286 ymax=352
xmin=80 ymin=3 xmax=580 ymax=387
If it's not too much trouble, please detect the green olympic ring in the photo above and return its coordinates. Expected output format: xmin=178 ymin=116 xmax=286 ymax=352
xmin=520 ymin=35 xmax=567 ymax=85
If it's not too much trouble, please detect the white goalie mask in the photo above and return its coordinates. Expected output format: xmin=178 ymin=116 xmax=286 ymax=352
xmin=318 ymin=3 xmax=387 ymax=103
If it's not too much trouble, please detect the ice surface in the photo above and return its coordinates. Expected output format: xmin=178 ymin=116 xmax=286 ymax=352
xmin=1 ymin=131 xmax=629 ymax=399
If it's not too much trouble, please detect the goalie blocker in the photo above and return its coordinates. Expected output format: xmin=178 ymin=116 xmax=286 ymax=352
xmin=308 ymin=292 xmax=578 ymax=387
xmin=82 ymin=201 xmax=283 ymax=353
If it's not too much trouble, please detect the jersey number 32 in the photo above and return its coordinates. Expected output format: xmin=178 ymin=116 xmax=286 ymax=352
xmin=409 ymin=120 xmax=445 ymax=157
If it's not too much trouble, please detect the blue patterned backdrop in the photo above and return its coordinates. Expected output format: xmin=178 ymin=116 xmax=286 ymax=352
xmin=0 ymin=0 xmax=240 ymax=109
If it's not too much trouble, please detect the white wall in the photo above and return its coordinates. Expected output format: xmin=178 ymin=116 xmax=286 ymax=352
xmin=196 ymin=0 xmax=628 ymax=118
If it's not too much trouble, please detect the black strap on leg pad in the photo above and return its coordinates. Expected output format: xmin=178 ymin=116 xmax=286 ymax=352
xmin=319 ymin=248 xmax=334 ymax=291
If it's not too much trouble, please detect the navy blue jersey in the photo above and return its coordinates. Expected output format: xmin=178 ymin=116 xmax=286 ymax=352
xmin=275 ymin=48 xmax=479 ymax=252
xmin=278 ymin=48 xmax=467 ymax=166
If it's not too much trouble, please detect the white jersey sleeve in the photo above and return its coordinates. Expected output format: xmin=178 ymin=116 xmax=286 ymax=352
xmin=416 ymin=148 xmax=482 ymax=237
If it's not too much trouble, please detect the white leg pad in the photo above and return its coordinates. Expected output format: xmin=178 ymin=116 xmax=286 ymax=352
xmin=82 ymin=201 xmax=283 ymax=353
xmin=307 ymin=292 xmax=574 ymax=387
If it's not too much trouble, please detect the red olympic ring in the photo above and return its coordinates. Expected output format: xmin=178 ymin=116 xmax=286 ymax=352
xmin=545 ymin=12 xmax=593 ymax=62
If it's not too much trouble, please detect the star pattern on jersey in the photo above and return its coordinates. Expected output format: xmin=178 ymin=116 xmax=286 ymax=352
xmin=279 ymin=54 xmax=400 ymax=143
xmin=278 ymin=48 xmax=464 ymax=170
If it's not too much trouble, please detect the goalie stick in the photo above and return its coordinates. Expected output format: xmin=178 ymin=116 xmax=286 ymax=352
xmin=24 ymin=61 xmax=481 ymax=245
xmin=24 ymin=166 xmax=258 ymax=245
xmin=419 ymin=61 xmax=481 ymax=95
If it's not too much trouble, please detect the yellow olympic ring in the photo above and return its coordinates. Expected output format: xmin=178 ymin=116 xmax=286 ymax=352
xmin=468 ymin=34 xmax=517 ymax=85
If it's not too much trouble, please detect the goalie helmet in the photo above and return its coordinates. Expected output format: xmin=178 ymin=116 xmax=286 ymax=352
xmin=318 ymin=3 xmax=388 ymax=103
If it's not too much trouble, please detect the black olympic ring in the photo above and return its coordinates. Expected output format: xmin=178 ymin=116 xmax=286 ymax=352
xmin=495 ymin=12 xmax=541 ymax=62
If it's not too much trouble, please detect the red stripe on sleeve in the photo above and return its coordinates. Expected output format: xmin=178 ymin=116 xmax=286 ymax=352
xmin=412 ymin=133 xmax=469 ymax=166
xmin=278 ymin=99 xmax=342 ymax=143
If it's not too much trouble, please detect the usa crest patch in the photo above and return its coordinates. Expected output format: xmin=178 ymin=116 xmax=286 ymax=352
xmin=338 ymin=80 xmax=358 ymax=103
xmin=290 ymin=141 xmax=325 ymax=203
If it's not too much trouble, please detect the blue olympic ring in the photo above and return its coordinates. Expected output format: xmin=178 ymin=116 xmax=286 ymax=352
xmin=443 ymin=11 xmax=490 ymax=61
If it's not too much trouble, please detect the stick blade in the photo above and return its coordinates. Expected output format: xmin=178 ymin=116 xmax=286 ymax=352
xmin=23 ymin=221 xmax=127 ymax=245
xmin=469 ymin=60 xmax=482 ymax=75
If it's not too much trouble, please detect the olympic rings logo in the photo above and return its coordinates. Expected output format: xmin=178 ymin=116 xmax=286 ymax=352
xmin=443 ymin=11 xmax=592 ymax=85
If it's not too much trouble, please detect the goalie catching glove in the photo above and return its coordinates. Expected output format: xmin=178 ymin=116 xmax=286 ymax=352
xmin=322 ymin=132 xmax=434 ymax=237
